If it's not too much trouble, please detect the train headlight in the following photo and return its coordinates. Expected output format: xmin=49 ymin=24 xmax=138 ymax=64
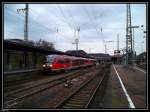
xmin=49 ymin=64 xmax=53 ymax=67
xmin=42 ymin=64 xmax=46 ymax=67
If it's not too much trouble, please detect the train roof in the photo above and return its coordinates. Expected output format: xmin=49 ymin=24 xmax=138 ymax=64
xmin=46 ymin=54 xmax=97 ymax=60
xmin=46 ymin=54 xmax=59 ymax=58
xmin=47 ymin=54 xmax=70 ymax=58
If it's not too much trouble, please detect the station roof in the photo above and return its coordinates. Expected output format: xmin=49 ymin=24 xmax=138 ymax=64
xmin=4 ymin=40 xmax=96 ymax=59
xmin=4 ymin=39 xmax=65 ymax=55
xmin=88 ymin=53 xmax=111 ymax=60
xmin=66 ymin=50 xmax=87 ymax=56
xmin=111 ymin=55 xmax=123 ymax=58
xmin=66 ymin=50 xmax=97 ymax=59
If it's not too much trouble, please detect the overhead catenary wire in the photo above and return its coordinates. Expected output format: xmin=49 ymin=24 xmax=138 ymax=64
xmin=6 ymin=5 xmax=126 ymax=39
xmin=82 ymin=5 xmax=104 ymax=41
xmin=4 ymin=5 xmax=25 ymax=19
xmin=66 ymin=5 xmax=79 ymax=30
xmin=27 ymin=8 xmax=74 ymax=43
xmin=53 ymin=5 xmax=76 ymax=29
xmin=4 ymin=7 xmax=25 ymax=39
xmin=29 ymin=7 xmax=75 ymax=43
xmin=65 ymin=5 xmax=82 ymax=45
xmin=83 ymin=5 xmax=107 ymax=53
xmin=5 ymin=6 xmax=73 ymax=43
xmin=29 ymin=8 xmax=58 ymax=29
xmin=57 ymin=5 xmax=75 ymax=32
xmin=56 ymin=5 xmax=82 ymax=49
xmin=6 ymin=4 xmax=141 ymax=55
xmin=4 ymin=31 xmax=23 ymax=38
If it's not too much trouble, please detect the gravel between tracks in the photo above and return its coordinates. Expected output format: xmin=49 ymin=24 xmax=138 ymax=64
xmin=5 ymin=66 xmax=100 ymax=109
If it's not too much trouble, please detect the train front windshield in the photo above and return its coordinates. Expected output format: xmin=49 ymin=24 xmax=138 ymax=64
xmin=43 ymin=55 xmax=57 ymax=68
xmin=46 ymin=57 xmax=54 ymax=63
xmin=46 ymin=55 xmax=57 ymax=64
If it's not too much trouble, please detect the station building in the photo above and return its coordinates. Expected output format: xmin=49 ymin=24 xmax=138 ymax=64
xmin=3 ymin=39 xmax=64 ymax=72
xmin=66 ymin=50 xmax=88 ymax=57
xmin=66 ymin=50 xmax=111 ymax=63
xmin=87 ymin=53 xmax=111 ymax=64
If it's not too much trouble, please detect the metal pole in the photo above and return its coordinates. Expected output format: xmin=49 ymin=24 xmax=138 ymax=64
xmin=132 ymin=28 xmax=134 ymax=54
xmin=77 ymin=27 xmax=80 ymax=51
xmin=24 ymin=4 xmax=28 ymax=41
xmin=132 ymin=28 xmax=134 ymax=67
xmin=76 ymin=38 xmax=78 ymax=51
xmin=117 ymin=34 xmax=119 ymax=51
xmin=17 ymin=4 xmax=29 ymax=41
xmin=128 ymin=26 xmax=139 ymax=66
xmin=105 ymin=44 xmax=107 ymax=54
xmin=126 ymin=4 xmax=128 ymax=66
xmin=126 ymin=4 xmax=133 ymax=67
xmin=76 ymin=39 xmax=78 ymax=55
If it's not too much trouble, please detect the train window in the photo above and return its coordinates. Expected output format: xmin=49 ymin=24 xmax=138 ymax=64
xmin=77 ymin=60 xmax=80 ymax=65
xmin=46 ymin=58 xmax=54 ymax=63
xmin=72 ymin=60 xmax=75 ymax=65
xmin=46 ymin=55 xmax=57 ymax=63
xmin=80 ymin=60 xmax=84 ymax=65
xmin=57 ymin=59 xmax=64 ymax=64
xmin=64 ymin=59 xmax=70 ymax=63
xmin=72 ymin=60 xmax=78 ymax=66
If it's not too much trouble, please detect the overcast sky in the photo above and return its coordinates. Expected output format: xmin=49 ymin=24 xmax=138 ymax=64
xmin=4 ymin=3 xmax=146 ymax=55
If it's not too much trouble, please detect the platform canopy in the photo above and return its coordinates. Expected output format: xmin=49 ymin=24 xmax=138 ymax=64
xmin=4 ymin=40 xmax=95 ymax=59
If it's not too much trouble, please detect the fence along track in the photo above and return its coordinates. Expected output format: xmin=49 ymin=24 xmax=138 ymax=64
xmin=55 ymin=65 xmax=108 ymax=109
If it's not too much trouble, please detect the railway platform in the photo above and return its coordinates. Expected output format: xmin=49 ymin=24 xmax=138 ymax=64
xmin=102 ymin=64 xmax=147 ymax=109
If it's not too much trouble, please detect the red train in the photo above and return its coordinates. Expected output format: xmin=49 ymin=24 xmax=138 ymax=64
xmin=42 ymin=54 xmax=96 ymax=73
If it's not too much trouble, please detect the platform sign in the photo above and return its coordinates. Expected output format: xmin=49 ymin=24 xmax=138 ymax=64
xmin=114 ymin=50 xmax=120 ymax=56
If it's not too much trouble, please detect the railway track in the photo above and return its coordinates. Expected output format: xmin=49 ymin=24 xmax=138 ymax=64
xmin=136 ymin=64 xmax=146 ymax=70
xmin=4 ymin=66 xmax=96 ymax=108
xmin=4 ymin=69 xmax=82 ymax=97
xmin=55 ymin=66 xmax=108 ymax=109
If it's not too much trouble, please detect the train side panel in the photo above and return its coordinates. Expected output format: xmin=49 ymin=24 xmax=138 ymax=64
xmin=42 ymin=54 xmax=97 ymax=74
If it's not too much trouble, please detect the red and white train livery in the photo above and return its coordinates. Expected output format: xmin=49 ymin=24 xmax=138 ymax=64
xmin=42 ymin=54 xmax=96 ymax=73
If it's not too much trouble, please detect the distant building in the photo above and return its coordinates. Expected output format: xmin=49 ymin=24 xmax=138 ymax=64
xmin=87 ymin=53 xmax=111 ymax=63
xmin=65 ymin=50 xmax=88 ymax=57
xmin=136 ymin=52 xmax=147 ymax=64
xmin=66 ymin=50 xmax=112 ymax=63
xmin=111 ymin=54 xmax=122 ymax=64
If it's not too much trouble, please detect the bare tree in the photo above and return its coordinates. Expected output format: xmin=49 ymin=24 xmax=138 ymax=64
xmin=35 ymin=39 xmax=55 ymax=50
